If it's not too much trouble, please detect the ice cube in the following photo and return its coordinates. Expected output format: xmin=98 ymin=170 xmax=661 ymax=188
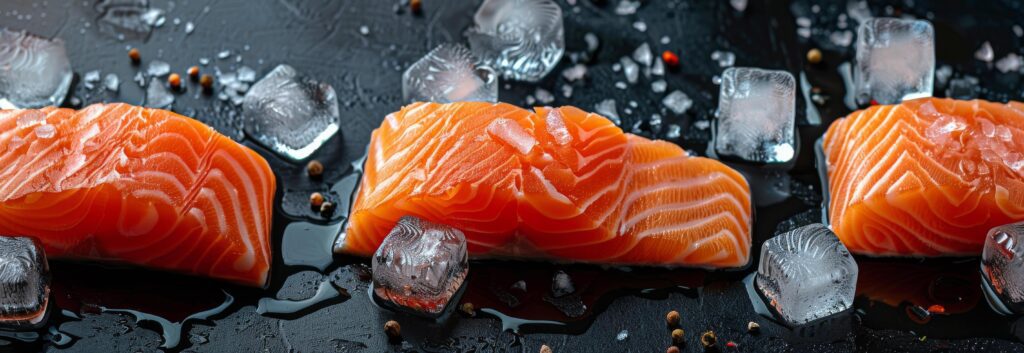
xmin=715 ymin=67 xmax=796 ymax=163
xmin=0 ymin=29 xmax=72 ymax=109
xmin=983 ymin=223 xmax=1024 ymax=312
xmin=466 ymin=0 xmax=564 ymax=82
xmin=632 ymin=43 xmax=653 ymax=67
xmin=0 ymin=236 xmax=50 ymax=327
xmin=662 ymin=90 xmax=692 ymax=115
xmin=402 ymin=44 xmax=498 ymax=104
xmin=145 ymin=78 xmax=174 ymax=108
xmin=243 ymin=64 xmax=340 ymax=161
xmin=854 ymin=18 xmax=935 ymax=105
xmin=756 ymin=224 xmax=857 ymax=325
xmin=372 ymin=216 xmax=468 ymax=316
xmin=95 ymin=0 xmax=164 ymax=39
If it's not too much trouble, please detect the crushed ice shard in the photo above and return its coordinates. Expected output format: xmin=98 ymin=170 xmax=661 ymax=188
xmin=756 ymin=224 xmax=857 ymax=325
xmin=715 ymin=67 xmax=796 ymax=163
xmin=95 ymin=0 xmax=165 ymax=39
xmin=145 ymin=78 xmax=174 ymax=109
xmin=402 ymin=44 xmax=498 ymax=103
xmin=854 ymin=17 xmax=934 ymax=105
xmin=0 ymin=236 xmax=50 ymax=328
xmin=372 ymin=216 xmax=468 ymax=316
xmin=0 ymin=29 xmax=72 ymax=109
xmin=466 ymin=0 xmax=564 ymax=82
xmin=983 ymin=222 xmax=1024 ymax=313
xmin=243 ymin=64 xmax=340 ymax=161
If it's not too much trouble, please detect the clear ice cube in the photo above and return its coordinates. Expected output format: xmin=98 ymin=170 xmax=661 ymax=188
xmin=372 ymin=216 xmax=468 ymax=316
xmin=0 ymin=236 xmax=50 ymax=327
xmin=103 ymin=73 xmax=120 ymax=92
xmin=662 ymin=90 xmax=692 ymax=115
xmin=242 ymin=64 xmax=340 ymax=161
xmin=0 ymin=29 xmax=72 ymax=109
xmin=95 ymin=0 xmax=164 ymax=39
xmin=402 ymin=44 xmax=498 ymax=104
xmin=466 ymin=0 xmax=565 ymax=82
xmin=983 ymin=223 xmax=1024 ymax=311
xmin=854 ymin=17 xmax=934 ymax=105
xmin=715 ymin=67 xmax=796 ymax=163
xmin=756 ymin=224 xmax=857 ymax=325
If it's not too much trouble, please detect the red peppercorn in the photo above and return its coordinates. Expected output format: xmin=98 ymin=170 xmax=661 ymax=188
xmin=662 ymin=50 xmax=680 ymax=67
xmin=870 ymin=99 xmax=879 ymax=106
xmin=726 ymin=341 xmax=737 ymax=348
xmin=927 ymin=304 xmax=946 ymax=314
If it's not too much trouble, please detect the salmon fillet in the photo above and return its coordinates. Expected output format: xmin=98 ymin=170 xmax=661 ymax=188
xmin=338 ymin=102 xmax=752 ymax=268
xmin=0 ymin=104 xmax=275 ymax=287
xmin=824 ymin=98 xmax=1024 ymax=256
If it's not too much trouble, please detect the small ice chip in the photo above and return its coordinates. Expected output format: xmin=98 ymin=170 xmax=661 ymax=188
xmin=715 ymin=67 xmax=796 ymax=163
xmin=711 ymin=50 xmax=736 ymax=68
xmin=218 ymin=50 xmax=231 ymax=59
xmin=620 ymin=57 xmax=639 ymax=84
xmin=632 ymin=43 xmax=652 ymax=67
xmin=147 ymin=60 xmax=171 ymax=77
xmin=562 ymin=64 xmax=587 ymax=82
xmin=756 ymin=224 xmax=857 ymax=325
xmin=145 ymin=78 xmax=174 ymax=108
xmin=0 ymin=237 xmax=50 ymax=327
xmin=665 ymin=123 xmax=681 ymax=139
xmin=632 ymin=21 xmax=647 ymax=32
xmin=466 ymin=0 xmax=565 ymax=82
xmin=237 ymin=66 xmax=257 ymax=83
xmin=534 ymin=87 xmax=554 ymax=104
xmin=0 ymin=29 xmax=72 ymax=108
xmin=996 ymin=53 xmax=1023 ymax=73
xmin=662 ymin=90 xmax=692 ymax=114
xmin=614 ymin=0 xmax=640 ymax=15
xmin=946 ymin=76 xmax=979 ymax=100
xmin=854 ymin=18 xmax=935 ymax=105
xmin=359 ymin=25 xmax=369 ymax=35
xmin=402 ymin=44 xmax=498 ymax=103
xmin=184 ymin=22 xmax=195 ymax=34
xmin=651 ymin=80 xmax=667 ymax=93
xmin=103 ymin=73 xmax=120 ymax=92
xmin=243 ymin=64 xmax=340 ymax=160
xmin=551 ymin=270 xmax=575 ymax=297
xmin=372 ymin=216 xmax=468 ymax=316
xmin=730 ymin=0 xmax=748 ymax=12
xmin=975 ymin=41 xmax=994 ymax=62
xmin=616 ymin=329 xmax=629 ymax=341
xmin=83 ymin=70 xmax=101 ymax=90
xmin=34 ymin=124 xmax=55 ymax=139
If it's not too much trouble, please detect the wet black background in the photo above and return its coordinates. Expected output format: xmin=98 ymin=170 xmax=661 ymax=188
xmin=2 ymin=0 xmax=1024 ymax=352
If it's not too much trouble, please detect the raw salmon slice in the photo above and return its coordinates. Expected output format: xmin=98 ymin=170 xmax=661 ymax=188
xmin=824 ymin=98 xmax=1024 ymax=256
xmin=0 ymin=104 xmax=275 ymax=287
xmin=338 ymin=102 xmax=752 ymax=268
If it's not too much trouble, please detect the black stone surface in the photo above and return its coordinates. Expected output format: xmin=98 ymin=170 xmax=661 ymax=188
xmin=1 ymin=0 xmax=1024 ymax=352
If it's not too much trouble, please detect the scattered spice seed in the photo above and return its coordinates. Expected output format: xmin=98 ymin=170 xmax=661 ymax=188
xmin=188 ymin=66 xmax=200 ymax=79
xmin=409 ymin=0 xmax=422 ymax=14
xmin=927 ymin=304 xmax=946 ymax=314
xmin=383 ymin=320 xmax=401 ymax=341
xmin=807 ymin=48 xmax=823 ymax=64
xmin=746 ymin=321 xmax=760 ymax=334
xmin=306 ymin=160 xmax=324 ymax=177
xmin=539 ymin=344 xmax=553 ymax=353
xmin=320 ymin=201 xmax=334 ymax=217
xmin=666 ymin=346 xmax=680 ymax=353
xmin=671 ymin=328 xmax=685 ymax=345
xmin=128 ymin=48 xmax=141 ymax=64
xmin=870 ymin=99 xmax=879 ymax=106
xmin=199 ymin=74 xmax=214 ymax=92
xmin=460 ymin=302 xmax=476 ymax=316
xmin=661 ymin=50 xmax=679 ymax=67
xmin=700 ymin=331 xmax=717 ymax=349
xmin=168 ymin=73 xmax=182 ymax=90
xmin=726 ymin=341 xmax=737 ymax=349
xmin=309 ymin=192 xmax=324 ymax=207
xmin=666 ymin=310 xmax=680 ymax=327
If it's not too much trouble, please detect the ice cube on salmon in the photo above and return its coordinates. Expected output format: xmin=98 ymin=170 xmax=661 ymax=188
xmin=0 ymin=104 xmax=275 ymax=287
xmin=823 ymin=98 xmax=1024 ymax=256
xmin=337 ymin=102 xmax=753 ymax=269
